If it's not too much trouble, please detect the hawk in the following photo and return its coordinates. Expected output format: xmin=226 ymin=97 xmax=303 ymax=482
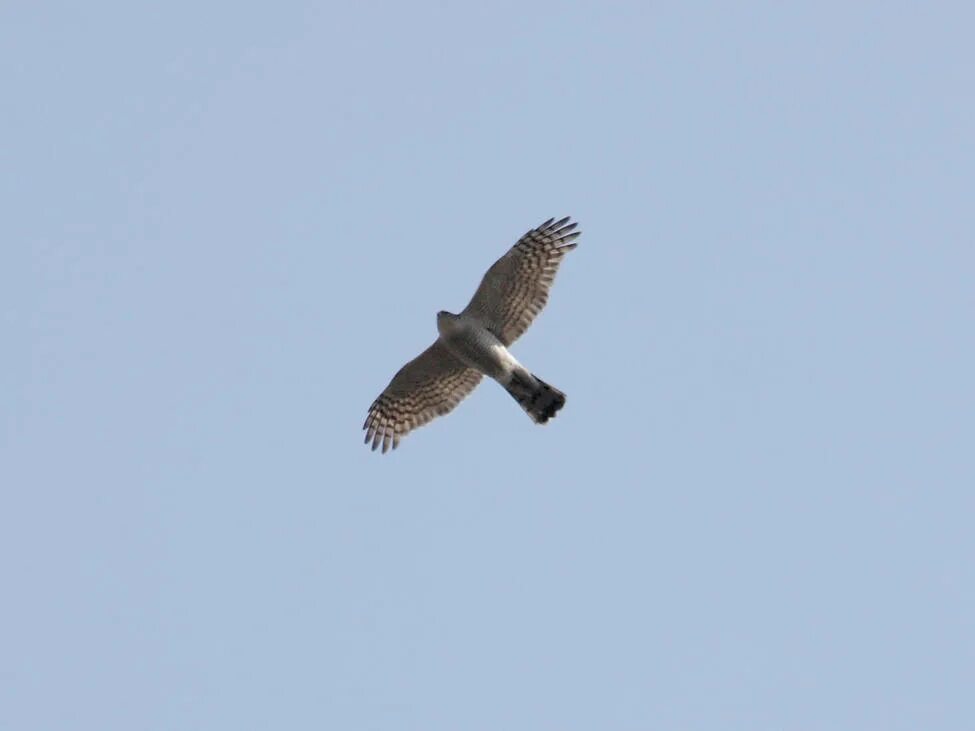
xmin=363 ymin=216 xmax=580 ymax=453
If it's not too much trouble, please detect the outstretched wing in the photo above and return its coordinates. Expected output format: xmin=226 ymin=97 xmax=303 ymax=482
xmin=462 ymin=216 xmax=580 ymax=345
xmin=363 ymin=340 xmax=483 ymax=453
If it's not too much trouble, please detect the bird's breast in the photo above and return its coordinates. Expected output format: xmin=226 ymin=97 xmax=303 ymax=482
xmin=440 ymin=318 xmax=514 ymax=380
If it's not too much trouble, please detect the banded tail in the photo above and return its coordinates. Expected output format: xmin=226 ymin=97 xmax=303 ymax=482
xmin=505 ymin=371 xmax=566 ymax=424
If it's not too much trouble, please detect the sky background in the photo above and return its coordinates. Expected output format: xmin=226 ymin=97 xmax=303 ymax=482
xmin=2 ymin=2 xmax=973 ymax=729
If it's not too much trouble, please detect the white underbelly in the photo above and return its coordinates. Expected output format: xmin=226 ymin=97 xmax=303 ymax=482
xmin=441 ymin=323 xmax=519 ymax=380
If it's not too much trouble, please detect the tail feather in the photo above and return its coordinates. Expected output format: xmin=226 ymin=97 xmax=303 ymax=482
xmin=505 ymin=371 xmax=566 ymax=424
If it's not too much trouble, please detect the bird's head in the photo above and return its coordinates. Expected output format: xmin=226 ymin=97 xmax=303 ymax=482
xmin=436 ymin=310 xmax=456 ymax=336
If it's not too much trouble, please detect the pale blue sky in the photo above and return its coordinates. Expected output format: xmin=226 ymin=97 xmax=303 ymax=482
xmin=2 ymin=2 xmax=973 ymax=729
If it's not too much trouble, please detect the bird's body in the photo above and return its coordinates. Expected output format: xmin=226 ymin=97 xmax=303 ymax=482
xmin=436 ymin=309 xmax=567 ymax=424
xmin=436 ymin=310 xmax=518 ymax=382
xmin=364 ymin=216 xmax=579 ymax=452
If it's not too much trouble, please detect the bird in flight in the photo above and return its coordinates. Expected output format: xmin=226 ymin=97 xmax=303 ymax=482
xmin=363 ymin=216 xmax=580 ymax=453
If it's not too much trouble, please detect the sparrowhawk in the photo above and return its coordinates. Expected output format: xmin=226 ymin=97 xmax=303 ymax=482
xmin=363 ymin=216 xmax=580 ymax=453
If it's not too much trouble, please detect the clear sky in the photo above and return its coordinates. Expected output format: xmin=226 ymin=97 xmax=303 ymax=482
xmin=2 ymin=2 xmax=973 ymax=729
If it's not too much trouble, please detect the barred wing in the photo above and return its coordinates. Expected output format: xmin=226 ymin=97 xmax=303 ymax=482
xmin=363 ymin=340 xmax=483 ymax=453
xmin=462 ymin=216 xmax=580 ymax=345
